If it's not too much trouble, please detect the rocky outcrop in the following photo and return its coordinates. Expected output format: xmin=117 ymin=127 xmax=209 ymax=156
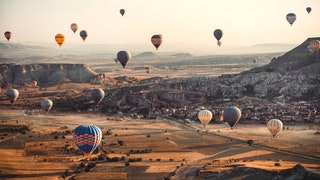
xmin=158 ymin=37 xmax=320 ymax=101
xmin=0 ymin=63 xmax=97 ymax=86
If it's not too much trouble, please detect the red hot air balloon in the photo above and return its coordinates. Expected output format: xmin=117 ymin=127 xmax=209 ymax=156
xmin=4 ymin=31 xmax=12 ymax=41
xmin=151 ymin=34 xmax=162 ymax=50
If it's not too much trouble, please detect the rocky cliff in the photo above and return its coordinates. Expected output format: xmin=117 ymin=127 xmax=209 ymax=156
xmin=0 ymin=63 xmax=97 ymax=86
xmin=158 ymin=37 xmax=320 ymax=102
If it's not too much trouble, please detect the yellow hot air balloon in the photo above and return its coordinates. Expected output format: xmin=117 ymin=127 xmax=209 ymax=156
xmin=309 ymin=40 xmax=320 ymax=53
xmin=198 ymin=109 xmax=213 ymax=128
xmin=70 ymin=23 xmax=78 ymax=34
xmin=267 ymin=119 xmax=283 ymax=138
xmin=55 ymin=34 xmax=65 ymax=47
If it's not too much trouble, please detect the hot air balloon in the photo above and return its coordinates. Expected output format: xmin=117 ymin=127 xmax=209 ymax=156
xmin=6 ymin=88 xmax=19 ymax=105
xmin=151 ymin=34 xmax=162 ymax=50
xmin=306 ymin=7 xmax=312 ymax=14
xmin=253 ymin=59 xmax=257 ymax=64
xmin=80 ymin=30 xmax=88 ymax=41
xmin=198 ymin=110 xmax=213 ymax=128
xmin=213 ymin=29 xmax=223 ymax=47
xmin=267 ymin=119 xmax=283 ymax=138
xmin=145 ymin=66 xmax=151 ymax=74
xmin=90 ymin=88 xmax=105 ymax=106
xmin=117 ymin=50 xmax=131 ymax=68
xmin=4 ymin=31 xmax=11 ymax=41
xmin=73 ymin=125 xmax=102 ymax=157
xmin=55 ymin=34 xmax=65 ymax=47
xmin=309 ymin=40 xmax=320 ymax=53
xmin=30 ymin=80 xmax=37 ymax=88
xmin=286 ymin=13 xmax=296 ymax=26
xmin=41 ymin=99 xmax=53 ymax=112
xmin=120 ymin=9 xmax=125 ymax=16
xmin=70 ymin=23 xmax=78 ymax=33
xmin=222 ymin=106 xmax=241 ymax=129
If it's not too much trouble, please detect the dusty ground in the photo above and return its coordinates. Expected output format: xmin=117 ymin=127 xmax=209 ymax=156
xmin=0 ymin=109 xmax=319 ymax=180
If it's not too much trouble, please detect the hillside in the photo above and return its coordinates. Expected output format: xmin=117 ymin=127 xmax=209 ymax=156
xmin=0 ymin=63 xmax=97 ymax=87
xmin=159 ymin=37 xmax=320 ymax=101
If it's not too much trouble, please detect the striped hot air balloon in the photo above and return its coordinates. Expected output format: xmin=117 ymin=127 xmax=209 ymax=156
xmin=309 ymin=39 xmax=320 ymax=53
xmin=267 ymin=119 xmax=283 ymax=138
xmin=198 ymin=109 xmax=213 ymax=128
xmin=55 ymin=34 xmax=65 ymax=47
xmin=73 ymin=125 xmax=102 ymax=157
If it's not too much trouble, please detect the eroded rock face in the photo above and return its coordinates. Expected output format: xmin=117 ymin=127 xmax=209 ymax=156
xmin=158 ymin=37 xmax=320 ymax=101
xmin=0 ymin=63 xmax=97 ymax=86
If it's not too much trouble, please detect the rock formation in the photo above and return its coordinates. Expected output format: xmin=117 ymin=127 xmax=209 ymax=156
xmin=0 ymin=63 xmax=97 ymax=87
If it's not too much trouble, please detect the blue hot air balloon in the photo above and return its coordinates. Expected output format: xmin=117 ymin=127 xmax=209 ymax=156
xmin=73 ymin=125 xmax=102 ymax=157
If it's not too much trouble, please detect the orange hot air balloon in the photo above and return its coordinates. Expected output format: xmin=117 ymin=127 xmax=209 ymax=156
xmin=151 ymin=34 xmax=162 ymax=50
xmin=55 ymin=34 xmax=65 ymax=47
xmin=217 ymin=41 xmax=222 ymax=47
xmin=309 ymin=40 xmax=320 ymax=53
xmin=70 ymin=23 xmax=78 ymax=33
xmin=4 ymin=31 xmax=11 ymax=41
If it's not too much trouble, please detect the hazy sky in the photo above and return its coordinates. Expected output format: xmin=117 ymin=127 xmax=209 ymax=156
xmin=0 ymin=0 xmax=319 ymax=52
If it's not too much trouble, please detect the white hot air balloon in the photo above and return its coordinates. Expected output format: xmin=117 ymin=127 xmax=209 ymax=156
xmin=198 ymin=110 xmax=213 ymax=128
xmin=41 ymin=99 xmax=53 ymax=112
xmin=6 ymin=88 xmax=19 ymax=105
xmin=267 ymin=119 xmax=283 ymax=138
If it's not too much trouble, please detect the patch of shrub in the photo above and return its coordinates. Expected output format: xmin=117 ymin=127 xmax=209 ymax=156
xmin=274 ymin=162 xmax=281 ymax=167
xmin=247 ymin=139 xmax=254 ymax=146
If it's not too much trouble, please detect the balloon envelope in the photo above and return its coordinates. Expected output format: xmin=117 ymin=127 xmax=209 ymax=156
xmin=80 ymin=30 xmax=88 ymax=41
xmin=222 ymin=106 xmax=241 ymax=129
xmin=306 ymin=7 xmax=311 ymax=14
xmin=267 ymin=119 xmax=283 ymax=137
xmin=120 ymin=9 xmax=125 ymax=16
xmin=73 ymin=125 xmax=102 ymax=157
xmin=70 ymin=23 xmax=78 ymax=33
xmin=213 ymin=29 xmax=223 ymax=41
xmin=30 ymin=80 xmax=37 ymax=88
xmin=4 ymin=31 xmax=11 ymax=41
xmin=309 ymin=40 xmax=320 ymax=53
xmin=286 ymin=13 xmax=296 ymax=25
xmin=41 ymin=99 xmax=53 ymax=112
xmin=198 ymin=110 xmax=213 ymax=128
xmin=145 ymin=66 xmax=151 ymax=74
xmin=55 ymin=34 xmax=65 ymax=47
xmin=151 ymin=34 xmax=162 ymax=50
xmin=90 ymin=88 xmax=105 ymax=106
xmin=6 ymin=88 xmax=19 ymax=105
xmin=117 ymin=50 xmax=131 ymax=68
